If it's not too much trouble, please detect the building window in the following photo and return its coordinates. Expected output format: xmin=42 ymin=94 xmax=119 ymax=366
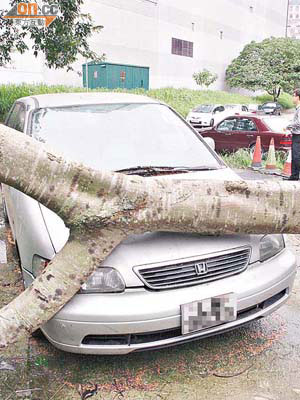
xmin=297 ymin=14 xmax=299 ymax=19
xmin=171 ymin=38 xmax=193 ymax=57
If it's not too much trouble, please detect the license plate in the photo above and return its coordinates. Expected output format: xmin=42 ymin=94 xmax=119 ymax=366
xmin=181 ymin=293 xmax=237 ymax=334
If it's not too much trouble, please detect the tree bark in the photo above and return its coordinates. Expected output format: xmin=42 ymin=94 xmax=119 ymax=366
xmin=0 ymin=124 xmax=299 ymax=349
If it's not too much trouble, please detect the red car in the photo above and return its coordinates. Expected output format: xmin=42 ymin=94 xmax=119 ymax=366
xmin=200 ymin=114 xmax=291 ymax=153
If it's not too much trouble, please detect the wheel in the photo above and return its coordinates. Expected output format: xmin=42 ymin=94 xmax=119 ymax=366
xmin=249 ymin=143 xmax=256 ymax=156
xmin=31 ymin=328 xmax=44 ymax=338
xmin=2 ymin=197 xmax=9 ymax=223
xmin=250 ymin=143 xmax=266 ymax=158
xmin=210 ymin=118 xmax=214 ymax=127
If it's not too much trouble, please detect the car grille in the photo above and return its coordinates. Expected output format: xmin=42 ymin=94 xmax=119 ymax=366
xmin=134 ymin=247 xmax=251 ymax=289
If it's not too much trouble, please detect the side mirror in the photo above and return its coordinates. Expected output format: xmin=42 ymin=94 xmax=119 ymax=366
xmin=204 ymin=137 xmax=215 ymax=150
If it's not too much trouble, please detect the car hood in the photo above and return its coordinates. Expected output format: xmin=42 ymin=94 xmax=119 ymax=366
xmin=40 ymin=168 xmax=262 ymax=286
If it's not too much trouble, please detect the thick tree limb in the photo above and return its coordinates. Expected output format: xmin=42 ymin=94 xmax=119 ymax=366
xmin=0 ymin=124 xmax=299 ymax=349
xmin=0 ymin=229 xmax=125 ymax=348
xmin=1 ymin=125 xmax=300 ymax=234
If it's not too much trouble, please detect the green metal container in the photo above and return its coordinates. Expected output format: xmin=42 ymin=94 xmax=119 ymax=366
xmin=82 ymin=62 xmax=149 ymax=90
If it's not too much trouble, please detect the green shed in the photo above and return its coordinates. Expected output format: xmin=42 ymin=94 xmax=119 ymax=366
xmin=82 ymin=62 xmax=149 ymax=90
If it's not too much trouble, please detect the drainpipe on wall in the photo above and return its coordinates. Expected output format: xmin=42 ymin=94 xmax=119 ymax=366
xmin=285 ymin=0 xmax=290 ymax=38
xmin=85 ymin=62 xmax=89 ymax=92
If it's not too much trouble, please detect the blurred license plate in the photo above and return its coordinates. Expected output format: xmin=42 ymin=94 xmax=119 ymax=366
xmin=181 ymin=293 xmax=237 ymax=335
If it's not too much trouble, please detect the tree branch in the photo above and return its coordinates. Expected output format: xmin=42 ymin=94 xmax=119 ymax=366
xmin=0 ymin=229 xmax=126 ymax=349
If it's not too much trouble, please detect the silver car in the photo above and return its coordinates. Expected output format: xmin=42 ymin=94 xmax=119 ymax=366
xmin=2 ymin=93 xmax=297 ymax=355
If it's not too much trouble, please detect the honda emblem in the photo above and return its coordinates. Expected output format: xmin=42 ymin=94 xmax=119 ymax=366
xmin=195 ymin=262 xmax=208 ymax=275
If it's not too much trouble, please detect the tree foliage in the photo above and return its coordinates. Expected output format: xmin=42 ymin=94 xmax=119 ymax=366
xmin=193 ymin=69 xmax=218 ymax=88
xmin=0 ymin=0 xmax=104 ymax=70
xmin=225 ymin=37 xmax=300 ymax=101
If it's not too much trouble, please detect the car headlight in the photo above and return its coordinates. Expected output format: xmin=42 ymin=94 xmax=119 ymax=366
xmin=259 ymin=234 xmax=284 ymax=262
xmin=80 ymin=267 xmax=125 ymax=293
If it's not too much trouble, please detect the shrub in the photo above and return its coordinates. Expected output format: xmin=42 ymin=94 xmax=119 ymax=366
xmin=255 ymin=92 xmax=293 ymax=109
xmin=193 ymin=69 xmax=218 ymax=88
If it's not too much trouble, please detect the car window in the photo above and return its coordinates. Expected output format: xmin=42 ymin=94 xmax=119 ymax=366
xmin=31 ymin=103 xmax=222 ymax=171
xmin=217 ymin=118 xmax=237 ymax=131
xmin=214 ymin=106 xmax=223 ymax=113
xmin=233 ymin=118 xmax=257 ymax=131
xmin=264 ymin=102 xmax=276 ymax=107
xmin=242 ymin=106 xmax=248 ymax=111
xmin=193 ymin=105 xmax=214 ymax=113
xmin=6 ymin=103 xmax=25 ymax=132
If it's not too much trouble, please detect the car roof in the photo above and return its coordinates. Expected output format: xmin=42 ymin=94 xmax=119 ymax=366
xmin=193 ymin=104 xmax=221 ymax=108
xmin=17 ymin=92 xmax=161 ymax=109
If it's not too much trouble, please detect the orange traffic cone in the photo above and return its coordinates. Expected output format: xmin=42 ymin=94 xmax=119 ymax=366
xmin=265 ymin=138 xmax=276 ymax=170
xmin=282 ymin=149 xmax=292 ymax=177
xmin=251 ymin=136 xmax=262 ymax=169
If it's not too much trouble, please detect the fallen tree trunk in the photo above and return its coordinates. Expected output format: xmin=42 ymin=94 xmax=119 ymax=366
xmin=0 ymin=125 xmax=299 ymax=348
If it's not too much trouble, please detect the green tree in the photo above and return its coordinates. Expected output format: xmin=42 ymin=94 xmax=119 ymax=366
xmin=226 ymin=37 xmax=300 ymax=101
xmin=193 ymin=69 xmax=218 ymax=88
xmin=0 ymin=0 xmax=104 ymax=70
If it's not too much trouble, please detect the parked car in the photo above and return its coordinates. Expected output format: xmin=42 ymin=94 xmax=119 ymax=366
xmin=246 ymin=104 xmax=263 ymax=114
xmin=224 ymin=104 xmax=249 ymax=113
xmin=186 ymin=104 xmax=227 ymax=128
xmin=2 ymin=93 xmax=296 ymax=355
xmin=200 ymin=115 xmax=292 ymax=153
xmin=261 ymin=102 xmax=282 ymax=115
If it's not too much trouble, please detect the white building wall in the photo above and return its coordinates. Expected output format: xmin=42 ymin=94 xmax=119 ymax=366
xmin=0 ymin=0 xmax=288 ymax=89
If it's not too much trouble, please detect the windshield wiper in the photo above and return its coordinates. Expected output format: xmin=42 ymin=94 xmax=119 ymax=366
xmin=115 ymin=165 xmax=220 ymax=176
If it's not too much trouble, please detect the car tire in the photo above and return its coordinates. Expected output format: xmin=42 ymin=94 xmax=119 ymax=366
xmin=249 ymin=143 xmax=256 ymax=156
xmin=210 ymin=119 xmax=214 ymax=127
xmin=250 ymin=143 xmax=267 ymax=158
xmin=2 ymin=197 xmax=9 ymax=224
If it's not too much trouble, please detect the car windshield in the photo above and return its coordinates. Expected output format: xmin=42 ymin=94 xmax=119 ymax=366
xmin=31 ymin=103 xmax=222 ymax=171
xmin=192 ymin=105 xmax=214 ymax=113
xmin=262 ymin=117 xmax=289 ymax=133
xmin=224 ymin=104 xmax=239 ymax=109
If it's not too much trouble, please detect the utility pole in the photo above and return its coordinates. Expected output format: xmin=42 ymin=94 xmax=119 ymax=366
xmin=286 ymin=0 xmax=290 ymax=38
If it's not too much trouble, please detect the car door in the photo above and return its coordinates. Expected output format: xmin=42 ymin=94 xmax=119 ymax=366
xmin=211 ymin=117 xmax=239 ymax=151
xmin=2 ymin=102 xmax=26 ymax=237
xmin=228 ymin=117 xmax=258 ymax=151
xmin=3 ymin=102 xmax=55 ymax=281
xmin=213 ymin=106 xmax=226 ymax=125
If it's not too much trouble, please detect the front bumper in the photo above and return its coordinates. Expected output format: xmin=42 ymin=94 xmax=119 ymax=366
xmin=189 ymin=120 xmax=210 ymax=128
xmin=42 ymin=249 xmax=297 ymax=355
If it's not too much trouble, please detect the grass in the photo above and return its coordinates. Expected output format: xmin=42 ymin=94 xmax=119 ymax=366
xmin=0 ymin=84 xmax=294 ymax=122
xmin=221 ymin=148 xmax=287 ymax=170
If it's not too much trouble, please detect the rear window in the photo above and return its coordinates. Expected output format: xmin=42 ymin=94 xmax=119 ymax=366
xmin=264 ymin=103 xmax=276 ymax=107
